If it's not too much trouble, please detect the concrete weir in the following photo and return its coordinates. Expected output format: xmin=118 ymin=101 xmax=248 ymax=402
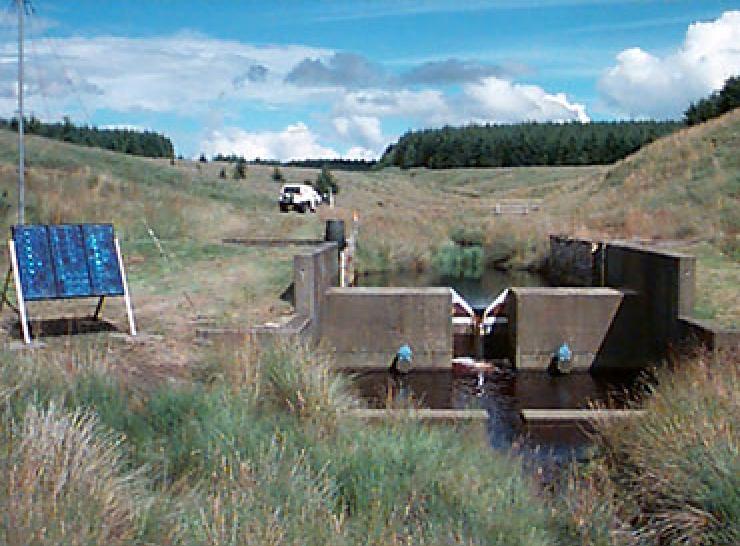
xmin=322 ymin=287 xmax=452 ymax=369
xmin=223 ymin=230 xmax=737 ymax=378
xmin=507 ymin=287 xmax=625 ymax=371
xmin=520 ymin=409 xmax=645 ymax=423
xmin=235 ymin=242 xmax=455 ymax=370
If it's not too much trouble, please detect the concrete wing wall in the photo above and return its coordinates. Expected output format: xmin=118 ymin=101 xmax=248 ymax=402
xmin=679 ymin=316 xmax=740 ymax=355
xmin=322 ymin=287 xmax=452 ymax=369
xmin=508 ymin=287 xmax=624 ymax=371
xmin=603 ymin=243 xmax=695 ymax=364
xmin=293 ymin=242 xmax=339 ymax=340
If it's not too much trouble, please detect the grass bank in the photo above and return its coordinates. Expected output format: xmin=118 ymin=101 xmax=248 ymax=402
xmin=554 ymin=350 xmax=739 ymax=545
xmin=0 ymin=341 xmax=557 ymax=545
xmin=2 ymin=340 xmax=736 ymax=545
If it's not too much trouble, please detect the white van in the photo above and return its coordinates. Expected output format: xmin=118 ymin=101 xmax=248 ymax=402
xmin=278 ymin=183 xmax=322 ymax=213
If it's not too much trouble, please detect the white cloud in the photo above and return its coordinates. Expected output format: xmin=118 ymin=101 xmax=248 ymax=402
xmin=332 ymin=115 xmax=385 ymax=148
xmin=201 ymin=123 xmax=340 ymax=161
xmin=335 ymin=78 xmax=588 ymax=127
xmin=599 ymin=10 xmax=740 ymax=118
xmin=0 ymin=34 xmax=331 ymax=118
xmin=460 ymin=77 xmax=590 ymax=123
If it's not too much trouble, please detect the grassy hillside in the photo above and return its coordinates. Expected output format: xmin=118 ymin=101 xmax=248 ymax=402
xmin=582 ymin=108 xmax=739 ymax=252
xmin=579 ymin=108 xmax=739 ymax=326
xmin=0 ymin=131 xmax=323 ymax=338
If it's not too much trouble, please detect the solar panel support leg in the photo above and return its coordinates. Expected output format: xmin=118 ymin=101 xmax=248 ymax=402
xmin=8 ymin=240 xmax=31 ymax=344
xmin=114 ymin=238 xmax=137 ymax=336
xmin=93 ymin=296 xmax=105 ymax=320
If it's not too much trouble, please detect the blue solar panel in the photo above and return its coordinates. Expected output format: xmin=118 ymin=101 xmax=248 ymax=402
xmin=82 ymin=224 xmax=124 ymax=296
xmin=12 ymin=224 xmax=125 ymax=301
xmin=12 ymin=225 xmax=56 ymax=300
xmin=49 ymin=225 xmax=92 ymax=298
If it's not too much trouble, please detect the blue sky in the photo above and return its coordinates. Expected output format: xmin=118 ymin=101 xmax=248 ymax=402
xmin=0 ymin=1 xmax=739 ymax=158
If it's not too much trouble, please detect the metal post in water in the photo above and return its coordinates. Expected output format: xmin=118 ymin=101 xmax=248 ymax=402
xmin=17 ymin=0 xmax=25 ymax=225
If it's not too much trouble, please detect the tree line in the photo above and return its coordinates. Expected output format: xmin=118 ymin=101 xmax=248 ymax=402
xmin=378 ymin=120 xmax=682 ymax=169
xmin=684 ymin=75 xmax=740 ymax=126
xmin=379 ymin=75 xmax=740 ymax=170
xmin=283 ymin=158 xmax=376 ymax=171
xmin=210 ymin=154 xmax=375 ymax=171
xmin=0 ymin=116 xmax=175 ymax=159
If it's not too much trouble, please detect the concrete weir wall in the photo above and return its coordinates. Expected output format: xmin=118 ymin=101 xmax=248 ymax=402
xmin=679 ymin=316 xmax=740 ymax=355
xmin=508 ymin=288 xmax=624 ymax=371
xmin=254 ymin=242 xmax=453 ymax=369
xmin=512 ymin=237 xmax=736 ymax=372
xmin=293 ymin=242 xmax=340 ymax=340
xmin=322 ymin=287 xmax=453 ymax=369
xmin=601 ymin=243 xmax=696 ymax=365
xmin=249 ymin=234 xmax=732 ymax=372
xmin=239 ymin=242 xmax=339 ymax=347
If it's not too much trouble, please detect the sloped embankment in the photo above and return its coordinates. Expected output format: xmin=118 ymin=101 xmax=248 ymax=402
xmin=584 ymin=108 xmax=739 ymax=255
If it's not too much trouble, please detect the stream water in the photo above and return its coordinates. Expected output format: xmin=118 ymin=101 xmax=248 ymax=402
xmin=351 ymin=369 xmax=642 ymax=465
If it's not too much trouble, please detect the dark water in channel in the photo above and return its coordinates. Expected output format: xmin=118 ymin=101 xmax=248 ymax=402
xmin=352 ymin=370 xmax=642 ymax=465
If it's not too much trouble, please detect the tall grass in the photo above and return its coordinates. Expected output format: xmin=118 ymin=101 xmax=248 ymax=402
xmin=258 ymin=343 xmax=359 ymax=422
xmin=8 ymin=343 xmax=735 ymax=545
xmin=0 ymin=403 xmax=152 ymax=546
xmin=555 ymin=350 xmax=739 ymax=545
xmin=329 ymin=420 xmax=555 ymax=545
xmin=0 ymin=342 xmax=557 ymax=545
xmin=173 ymin=444 xmax=345 ymax=546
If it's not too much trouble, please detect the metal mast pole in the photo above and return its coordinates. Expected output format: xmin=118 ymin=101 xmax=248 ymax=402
xmin=17 ymin=0 xmax=25 ymax=225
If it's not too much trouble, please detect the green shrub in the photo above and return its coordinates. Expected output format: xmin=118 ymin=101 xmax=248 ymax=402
xmin=432 ymin=241 xmax=484 ymax=278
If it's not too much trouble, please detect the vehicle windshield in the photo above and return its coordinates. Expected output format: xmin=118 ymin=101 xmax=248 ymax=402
xmin=283 ymin=187 xmax=301 ymax=194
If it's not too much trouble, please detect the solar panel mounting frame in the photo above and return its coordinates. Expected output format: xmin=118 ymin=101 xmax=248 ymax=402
xmin=1 ymin=223 xmax=136 ymax=343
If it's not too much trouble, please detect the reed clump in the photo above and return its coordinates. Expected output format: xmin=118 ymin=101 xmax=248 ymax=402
xmin=554 ymin=350 xmax=739 ymax=545
xmin=0 ymin=403 xmax=152 ymax=546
